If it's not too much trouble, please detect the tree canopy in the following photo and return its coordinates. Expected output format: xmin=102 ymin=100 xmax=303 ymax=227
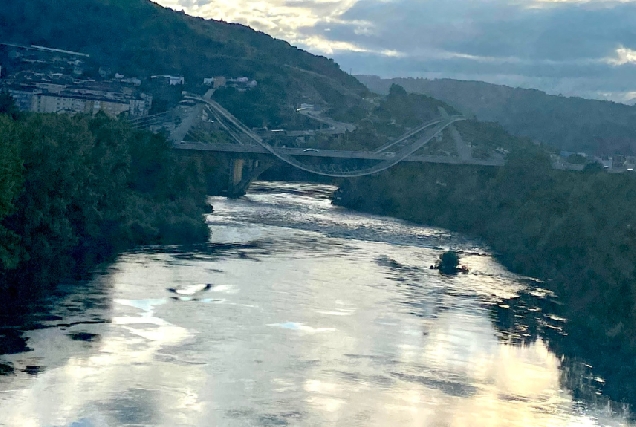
xmin=0 ymin=110 xmax=209 ymax=293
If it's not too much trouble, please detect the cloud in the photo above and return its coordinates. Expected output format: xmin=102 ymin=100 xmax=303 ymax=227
xmin=152 ymin=0 xmax=636 ymax=102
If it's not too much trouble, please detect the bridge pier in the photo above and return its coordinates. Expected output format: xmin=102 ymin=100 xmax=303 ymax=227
xmin=227 ymin=157 xmax=272 ymax=198
xmin=230 ymin=158 xmax=245 ymax=187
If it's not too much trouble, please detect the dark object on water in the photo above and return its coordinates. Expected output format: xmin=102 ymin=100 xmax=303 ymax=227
xmin=23 ymin=365 xmax=44 ymax=376
xmin=68 ymin=332 xmax=100 ymax=342
xmin=433 ymin=251 xmax=469 ymax=275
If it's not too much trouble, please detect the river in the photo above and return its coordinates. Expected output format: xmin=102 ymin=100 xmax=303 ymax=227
xmin=0 ymin=181 xmax=633 ymax=426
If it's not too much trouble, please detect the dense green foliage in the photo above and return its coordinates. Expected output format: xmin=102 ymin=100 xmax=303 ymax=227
xmin=0 ymin=109 xmax=209 ymax=295
xmin=0 ymin=118 xmax=22 ymax=269
xmin=211 ymin=79 xmax=317 ymax=130
xmin=336 ymin=149 xmax=636 ymax=340
xmin=0 ymin=0 xmax=367 ymax=125
xmin=358 ymin=76 xmax=636 ymax=155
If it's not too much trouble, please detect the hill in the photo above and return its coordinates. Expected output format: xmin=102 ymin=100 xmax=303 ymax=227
xmin=304 ymin=84 xmax=528 ymax=158
xmin=0 ymin=0 xmax=368 ymax=125
xmin=357 ymin=75 xmax=636 ymax=155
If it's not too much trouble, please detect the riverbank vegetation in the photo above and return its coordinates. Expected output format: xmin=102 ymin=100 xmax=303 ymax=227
xmin=0 ymin=97 xmax=209 ymax=300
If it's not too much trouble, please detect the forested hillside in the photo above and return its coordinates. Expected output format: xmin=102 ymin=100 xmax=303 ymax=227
xmin=308 ymin=84 xmax=529 ymax=157
xmin=0 ymin=0 xmax=368 ymax=122
xmin=358 ymin=76 xmax=636 ymax=155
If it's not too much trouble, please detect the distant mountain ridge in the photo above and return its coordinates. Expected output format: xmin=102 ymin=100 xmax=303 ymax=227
xmin=357 ymin=75 xmax=636 ymax=155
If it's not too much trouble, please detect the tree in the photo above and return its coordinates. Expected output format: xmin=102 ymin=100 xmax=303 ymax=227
xmin=0 ymin=115 xmax=24 ymax=269
xmin=0 ymin=92 xmax=20 ymax=121
xmin=389 ymin=84 xmax=408 ymax=97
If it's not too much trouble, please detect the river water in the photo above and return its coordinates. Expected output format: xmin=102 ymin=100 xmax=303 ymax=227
xmin=0 ymin=181 xmax=633 ymax=427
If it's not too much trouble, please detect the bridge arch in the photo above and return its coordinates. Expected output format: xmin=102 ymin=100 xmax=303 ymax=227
xmin=194 ymin=97 xmax=466 ymax=178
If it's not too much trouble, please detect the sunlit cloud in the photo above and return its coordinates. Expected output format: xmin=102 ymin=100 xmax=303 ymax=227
xmin=153 ymin=0 xmax=363 ymax=47
xmin=608 ymin=46 xmax=636 ymax=65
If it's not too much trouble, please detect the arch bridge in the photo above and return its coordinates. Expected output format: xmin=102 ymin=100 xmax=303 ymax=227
xmin=130 ymin=95 xmax=504 ymax=197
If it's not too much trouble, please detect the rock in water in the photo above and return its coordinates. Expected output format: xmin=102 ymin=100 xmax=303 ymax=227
xmin=437 ymin=251 xmax=460 ymax=275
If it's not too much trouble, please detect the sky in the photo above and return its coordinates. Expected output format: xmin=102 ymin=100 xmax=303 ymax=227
xmin=153 ymin=0 xmax=636 ymax=103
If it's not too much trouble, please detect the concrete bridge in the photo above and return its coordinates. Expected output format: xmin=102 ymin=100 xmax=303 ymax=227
xmin=174 ymin=141 xmax=504 ymax=166
xmin=133 ymin=94 xmax=504 ymax=197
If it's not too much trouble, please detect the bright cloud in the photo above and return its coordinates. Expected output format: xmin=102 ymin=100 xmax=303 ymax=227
xmin=153 ymin=0 xmax=362 ymax=46
xmin=608 ymin=47 xmax=636 ymax=65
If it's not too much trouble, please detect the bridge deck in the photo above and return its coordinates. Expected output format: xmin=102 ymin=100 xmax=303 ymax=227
xmin=174 ymin=142 xmax=504 ymax=167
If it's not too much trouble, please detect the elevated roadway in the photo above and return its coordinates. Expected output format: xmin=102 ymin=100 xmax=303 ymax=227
xmin=174 ymin=141 xmax=504 ymax=167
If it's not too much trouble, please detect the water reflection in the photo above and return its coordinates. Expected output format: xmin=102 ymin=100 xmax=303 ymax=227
xmin=0 ymin=182 xmax=633 ymax=426
xmin=492 ymin=288 xmax=636 ymax=419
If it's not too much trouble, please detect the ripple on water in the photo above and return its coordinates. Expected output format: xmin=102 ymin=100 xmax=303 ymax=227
xmin=267 ymin=322 xmax=337 ymax=334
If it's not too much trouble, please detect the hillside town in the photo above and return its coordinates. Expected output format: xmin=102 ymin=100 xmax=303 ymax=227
xmin=0 ymin=42 xmax=258 ymax=119
xmin=0 ymin=43 xmax=154 ymax=117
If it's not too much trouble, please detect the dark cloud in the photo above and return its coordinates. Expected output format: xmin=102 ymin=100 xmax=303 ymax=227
xmin=296 ymin=0 xmax=636 ymax=101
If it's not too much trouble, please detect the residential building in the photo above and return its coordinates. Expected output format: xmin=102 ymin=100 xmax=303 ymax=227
xmin=6 ymin=84 xmax=152 ymax=117
xmin=33 ymin=93 xmax=87 ymax=114
xmin=7 ymin=87 xmax=38 ymax=111
xmin=151 ymin=75 xmax=185 ymax=85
